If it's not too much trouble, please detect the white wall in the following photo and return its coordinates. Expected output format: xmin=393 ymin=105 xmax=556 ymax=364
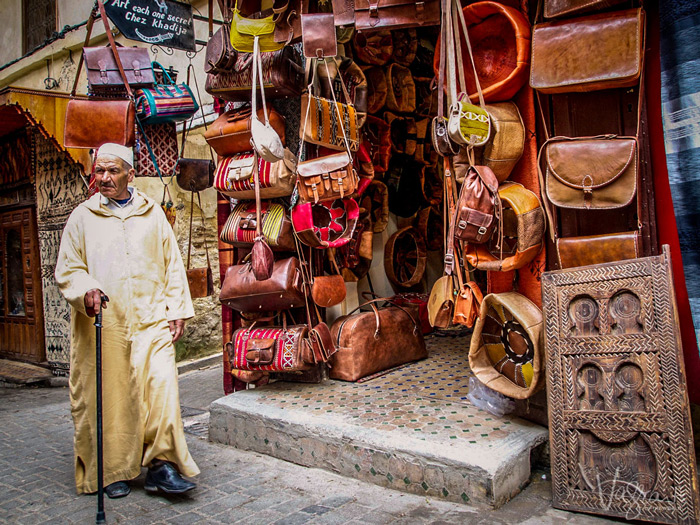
xmin=0 ymin=1 xmax=23 ymax=67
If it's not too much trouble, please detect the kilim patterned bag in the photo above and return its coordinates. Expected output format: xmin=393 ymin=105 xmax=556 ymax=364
xmin=300 ymin=59 xmax=360 ymax=152
xmin=213 ymin=149 xmax=297 ymax=199
xmin=220 ymin=201 xmax=295 ymax=251
xmin=227 ymin=324 xmax=313 ymax=371
xmin=134 ymin=122 xmax=179 ymax=178
xmin=135 ymin=62 xmax=199 ymax=124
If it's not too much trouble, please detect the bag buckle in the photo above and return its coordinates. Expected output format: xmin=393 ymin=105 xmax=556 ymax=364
xmin=478 ymin=226 xmax=487 ymax=236
xmin=458 ymin=220 xmax=467 ymax=230
xmin=369 ymin=4 xmax=379 ymax=17
xmin=416 ymin=1 xmax=425 ymax=16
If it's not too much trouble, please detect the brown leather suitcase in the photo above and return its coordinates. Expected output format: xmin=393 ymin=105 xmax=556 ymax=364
xmin=329 ymin=299 xmax=427 ymax=381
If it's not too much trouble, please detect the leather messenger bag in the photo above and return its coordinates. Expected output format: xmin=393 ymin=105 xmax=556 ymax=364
xmin=329 ymin=298 xmax=428 ymax=382
xmin=354 ymin=0 xmax=440 ymax=31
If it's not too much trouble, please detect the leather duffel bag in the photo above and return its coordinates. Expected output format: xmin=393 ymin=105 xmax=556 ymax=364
xmin=214 ymin=149 xmax=297 ymax=199
xmin=228 ymin=322 xmax=313 ymax=372
xmin=330 ymin=298 xmax=427 ymax=381
xmin=220 ymin=257 xmax=305 ymax=312
xmin=204 ymin=106 xmax=286 ymax=157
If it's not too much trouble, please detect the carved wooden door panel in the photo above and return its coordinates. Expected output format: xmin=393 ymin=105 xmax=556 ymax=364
xmin=542 ymin=246 xmax=700 ymax=524
xmin=0 ymin=207 xmax=45 ymax=363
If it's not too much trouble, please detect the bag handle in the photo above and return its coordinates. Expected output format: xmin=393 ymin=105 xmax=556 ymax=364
xmin=436 ymin=0 xmax=448 ymax=121
xmin=152 ymin=61 xmax=175 ymax=85
xmin=187 ymin=191 xmax=213 ymax=272
xmin=451 ymin=0 xmax=486 ymax=110
xmin=343 ymin=296 xmax=420 ymax=338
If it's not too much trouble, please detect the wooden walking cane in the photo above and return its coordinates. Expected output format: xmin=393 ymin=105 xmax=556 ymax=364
xmin=95 ymin=294 xmax=109 ymax=525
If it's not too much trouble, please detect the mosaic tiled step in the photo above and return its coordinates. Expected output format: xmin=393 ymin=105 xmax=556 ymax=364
xmin=209 ymin=338 xmax=548 ymax=507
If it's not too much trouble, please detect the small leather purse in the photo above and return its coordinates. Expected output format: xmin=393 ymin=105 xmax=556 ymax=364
xmin=311 ymin=270 xmax=347 ymax=307
xmin=186 ymin=192 xmax=215 ymax=299
xmin=214 ymin=149 xmax=297 ymax=199
xmin=453 ymin=281 xmax=483 ymax=329
xmin=427 ymin=274 xmax=455 ymax=328
xmin=177 ymin=159 xmax=215 ymax=192
xmin=530 ymin=8 xmax=645 ymax=94
xmin=205 ymin=22 xmax=238 ymax=74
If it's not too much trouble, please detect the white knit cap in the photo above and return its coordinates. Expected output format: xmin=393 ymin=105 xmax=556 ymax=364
xmin=96 ymin=143 xmax=133 ymax=168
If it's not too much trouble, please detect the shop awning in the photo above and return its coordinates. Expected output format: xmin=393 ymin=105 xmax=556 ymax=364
xmin=0 ymin=87 xmax=91 ymax=170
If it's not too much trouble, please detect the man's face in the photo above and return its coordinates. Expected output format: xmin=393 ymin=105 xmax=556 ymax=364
xmin=94 ymin=155 xmax=134 ymax=200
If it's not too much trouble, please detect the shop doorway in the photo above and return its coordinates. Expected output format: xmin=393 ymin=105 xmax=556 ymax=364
xmin=0 ymin=206 xmax=45 ymax=363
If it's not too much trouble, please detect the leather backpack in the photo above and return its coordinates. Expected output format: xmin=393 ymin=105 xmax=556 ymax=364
xmin=452 ymin=165 xmax=499 ymax=244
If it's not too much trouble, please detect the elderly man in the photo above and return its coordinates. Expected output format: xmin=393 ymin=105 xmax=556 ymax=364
xmin=55 ymin=143 xmax=199 ymax=498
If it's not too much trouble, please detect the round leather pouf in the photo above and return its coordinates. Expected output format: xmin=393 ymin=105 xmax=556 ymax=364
xmin=469 ymin=292 xmax=544 ymax=399
xmin=464 ymin=182 xmax=544 ymax=272
xmin=384 ymin=226 xmax=427 ymax=289
xmin=433 ymin=1 xmax=531 ymax=103
xmin=292 ymin=198 xmax=360 ymax=249
xmin=416 ymin=206 xmax=443 ymax=251
xmin=353 ymin=30 xmax=393 ymax=66
xmin=360 ymin=180 xmax=389 ymax=233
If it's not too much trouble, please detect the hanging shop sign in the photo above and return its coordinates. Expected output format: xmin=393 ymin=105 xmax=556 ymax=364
xmin=104 ymin=0 xmax=195 ymax=52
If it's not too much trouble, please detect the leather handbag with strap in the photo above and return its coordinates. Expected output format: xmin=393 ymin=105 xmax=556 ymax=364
xmin=83 ymin=45 xmax=154 ymax=95
xmin=544 ymin=0 xmax=627 ymax=19
xmin=292 ymin=198 xmax=360 ymax=249
xmin=205 ymin=45 xmax=303 ymax=102
xmin=177 ymin=159 xmax=215 ymax=192
xmin=204 ymin=106 xmax=286 ymax=157
xmin=229 ymin=0 xmax=284 ymax=53
xmin=186 ymin=192 xmax=215 ymax=298
xmin=220 ymin=200 xmax=296 ymax=252
xmin=354 ymin=0 xmax=440 ymax=32
xmin=473 ymin=102 xmax=525 ymax=183
xmin=214 ymin=149 xmax=296 ymax=199
xmin=317 ymin=58 xmax=368 ymax=125
xmin=296 ymin=151 xmax=359 ymax=204
xmin=219 ymin=256 xmax=305 ymax=312
xmin=301 ymin=6 xmax=337 ymax=59
xmin=274 ymin=0 xmax=303 ymax=44
xmin=205 ymin=19 xmax=238 ymax=74
xmin=530 ymin=8 xmax=645 ymax=94
xmin=64 ymin=1 xmax=136 ymax=148
xmin=427 ymin=274 xmax=455 ymax=328
xmin=135 ymin=62 xmax=199 ymax=124
xmin=329 ymin=297 xmax=428 ymax=382
xmin=452 ymin=163 xmax=499 ymax=244
xmin=300 ymin=58 xmax=360 ymax=152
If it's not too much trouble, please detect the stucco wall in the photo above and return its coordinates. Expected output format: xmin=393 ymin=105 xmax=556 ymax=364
xmin=0 ymin=1 xmax=22 ymax=67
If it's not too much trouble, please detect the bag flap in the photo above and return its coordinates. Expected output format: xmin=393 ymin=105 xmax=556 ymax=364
xmin=226 ymin=107 xmax=253 ymax=122
xmin=84 ymin=47 xmax=151 ymax=72
xmin=546 ymin=137 xmax=637 ymax=191
xmin=297 ymin=152 xmax=351 ymax=178
xmin=226 ymin=154 xmax=257 ymax=181
xmin=232 ymin=11 xmax=277 ymax=37
xmin=245 ymin=338 xmax=275 ymax=365
xmin=355 ymin=0 xmax=427 ymax=8
xmin=457 ymin=207 xmax=494 ymax=229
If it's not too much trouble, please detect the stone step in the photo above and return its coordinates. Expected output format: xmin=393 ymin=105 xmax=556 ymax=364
xmin=209 ymin=337 xmax=548 ymax=508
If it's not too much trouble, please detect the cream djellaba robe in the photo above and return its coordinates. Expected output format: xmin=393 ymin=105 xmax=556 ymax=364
xmin=55 ymin=189 xmax=199 ymax=494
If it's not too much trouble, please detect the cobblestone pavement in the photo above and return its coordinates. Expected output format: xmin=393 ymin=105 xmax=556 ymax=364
xmin=0 ymin=364 xmax=618 ymax=525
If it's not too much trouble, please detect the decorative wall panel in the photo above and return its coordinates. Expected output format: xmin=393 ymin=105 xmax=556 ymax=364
xmin=542 ymin=247 xmax=700 ymax=524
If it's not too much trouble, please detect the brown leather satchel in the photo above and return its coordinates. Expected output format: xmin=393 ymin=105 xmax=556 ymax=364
xmin=556 ymin=231 xmax=640 ymax=269
xmin=452 ymin=165 xmax=499 ymax=244
xmin=186 ymin=192 xmax=215 ymax=299
xmin=273 ymin=0 xmax=303 ymax=44
xmin=219 ymin=257 xmax=305 ymax=312
xmin=530 ymin=8 xmax=645 ymax=94
xmin=427 ymin=275 xmax=454 ymax=328
xmin=332 ymin=0 xmax=355 ymax=26
xmin=301 ymin=12 xmax=337 ymax=58
xmin=308 ymin=322 xmax=338 ymax=364
xmin=354 ymin=0 xmax=440 ymax=31
xmin=329 ymin=298 xmax=428 ymax=382
xmin=83 ymin=46 xmax=154 ymax=94
xmin=177 ymin=159 xmax=215 ymax=193
xmin=453 ymin=281 xmax=483 ymax=329
xmin=64 ymin=2 xmax=136 ymax=148
xmin=205 ymin=23 xmax=238 ymax=74
xmin=296 ymin=152 xmax=359 ymax=204
xmin=544 ymin=0 xmax=628 ymax=20
xmin=204 ymin=106 xmax=286 ymax=157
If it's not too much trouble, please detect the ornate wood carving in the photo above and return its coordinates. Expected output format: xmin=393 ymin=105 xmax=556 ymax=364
xmin=542 ymin=247 xmax=700 ymax=524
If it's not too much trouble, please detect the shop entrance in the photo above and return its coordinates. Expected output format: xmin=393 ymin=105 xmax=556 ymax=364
xmin=0 ymin=206 xmax=45 ymax=363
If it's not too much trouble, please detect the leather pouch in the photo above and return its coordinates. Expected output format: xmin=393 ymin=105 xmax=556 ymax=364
xmin=301 ymin=13 xmax=338 ymax=58
xmin=544 ymin=0 xmax=628 ymax=20
xmin=220 ymin=201 xmax=296 ymax=251
xmin=246 ymin=339 xmax=275 ymax=366
xmin=428 ymin=275 xmax=455 ymax=329
xmin=220 ymin=257 xmax=305 ymax=312
xmin=64 ymin=99 xmax=136 ymax=148
xmin=311 ymin=274 xmax=347 ymax=307
xmin=296 ymin=151 xmax=359 ymax=204
xmin=177 ymin=159 xmax=215 ymax=192
xmin=354 ymin=0 xmax=440 ymax=31
xmin=214 ymin=149 xmax=296 ymax=199
xmin=205 ymin=106 xmax=286 ymax=157
xmin=453 ymin=281 xmax=483 ymax=329
xmin=544 ymin=136 xmax=638 ymax=210
xmin=453 ymin=165 xmax=499 ymax=244
xmin=530 ymin=8 xmax=645 ymax=94
xmin=83 ymin=46 xmax=154 ymax=93
xmin=187 ymin=267 xmax=215 ymax=299
xmin=556 ymin=231 xmax=640 ymax=269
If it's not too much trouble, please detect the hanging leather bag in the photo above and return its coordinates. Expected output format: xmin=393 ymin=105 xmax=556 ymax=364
xmin=427 ymin=275 xmax=455 ymax=328
xmin=530 ymin=8 xmax=645 ymax=94
xmin=452 ymin=164 xmax=499 ymax=244
xmin=177 ymin=159 xmax=215 ymax=192
xmin=214 ymin=149 xmax=297 ymax=199
xmin=186 ymin=192 xmax=215 ymax=298
xmin=292 ymin=198 xmax=360 ymax=249
xmin=205 ymin=22 xmax=238 ymax=74
xmin=473 ymin=102 xmax=525 ymax=182
xmin=64 ymin=2 xmax=136 ymax=148
xmin=544 ymin=0 xmax=627 ymax=19
xmin=135 ymin=62 xmax=199 ymax=124
xmin=296 ymin=152 xmax=359 ymax=204
xmin=221 ymin=200 xmax=296 ymax=252
xmin=204 ymin=106 xmax=286 ymax=157
xmin=219 ymin=257 xmax=305 ymax=312
xmin=228 ymin=320 xmax=313 ymax=372
xmin=354 ymin=0 xmax=440 ymax=31
xmin=229 ymin=0 xmax=284 ymax=53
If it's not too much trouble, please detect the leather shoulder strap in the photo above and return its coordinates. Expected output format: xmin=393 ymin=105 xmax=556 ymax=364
xmin=97 ymin=0 xmax=134 ymax=98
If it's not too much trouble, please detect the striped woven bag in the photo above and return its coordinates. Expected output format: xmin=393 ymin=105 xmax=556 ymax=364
xmin=220 ymin=201 xmax=295 ymax=252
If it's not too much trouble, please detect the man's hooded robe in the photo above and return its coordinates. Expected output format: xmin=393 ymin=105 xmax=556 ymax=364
xmin=55 ymin=189 xmax=199 ymax=494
